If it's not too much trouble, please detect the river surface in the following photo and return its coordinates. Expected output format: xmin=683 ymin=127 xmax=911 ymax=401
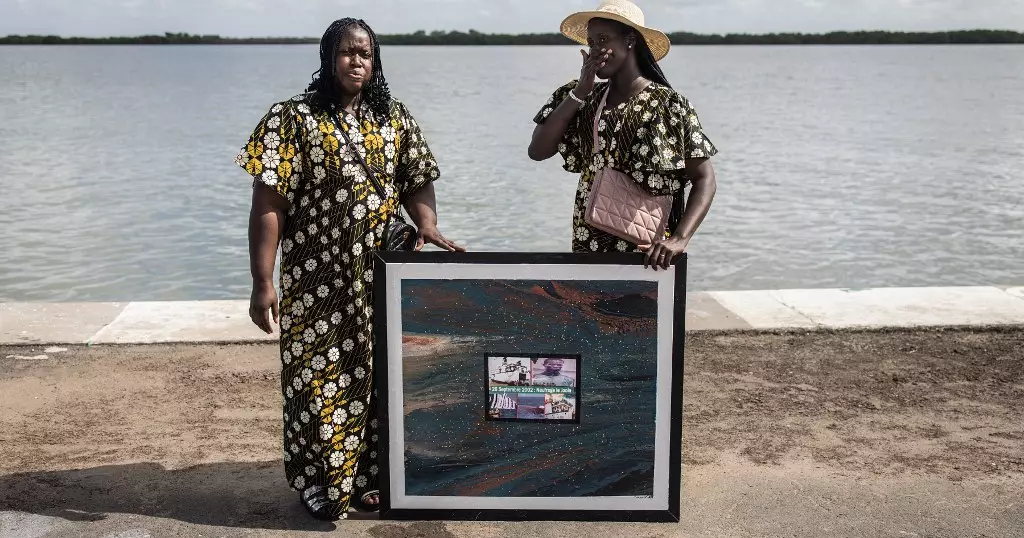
xmin=1 ymin=45 xmax=1022 ymax=301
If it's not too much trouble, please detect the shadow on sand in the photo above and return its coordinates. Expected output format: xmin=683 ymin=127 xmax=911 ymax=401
xmin=0 ymin=460 xmax=371 ymax=531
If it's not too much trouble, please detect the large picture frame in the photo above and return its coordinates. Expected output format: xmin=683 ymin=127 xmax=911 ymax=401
xmin=372 ymin=252 xmax=686 ymax=522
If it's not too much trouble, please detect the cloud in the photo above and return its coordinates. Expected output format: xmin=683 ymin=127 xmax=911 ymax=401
xmin=1 ymin=0 xmax=1021 ymax=37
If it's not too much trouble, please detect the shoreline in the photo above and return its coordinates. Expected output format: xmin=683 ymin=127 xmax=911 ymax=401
xmin=2 ymin=285 xmax=1023 ymax=346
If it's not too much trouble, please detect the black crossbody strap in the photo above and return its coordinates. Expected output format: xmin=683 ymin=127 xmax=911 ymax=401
xmin=332 ymin=110 xmax=393 ymax=201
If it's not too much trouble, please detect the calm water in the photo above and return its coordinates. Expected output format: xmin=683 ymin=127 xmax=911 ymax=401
xmin=1 ymin=45 xmax=1022 ymax=302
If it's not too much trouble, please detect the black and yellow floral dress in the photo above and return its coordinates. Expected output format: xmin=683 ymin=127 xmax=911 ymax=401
xmin=534 ymin=80 xmax=718 ymax=252
xmin=236 ymin=94 xmax=439 ymax=518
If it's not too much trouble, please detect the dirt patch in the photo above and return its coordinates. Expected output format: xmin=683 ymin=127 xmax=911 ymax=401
xmin=681 ymin=327 xmax=1024 ymax=478
xmin=0 ymin=343 xmax=282 ymax=472
xmin=367 ymin=522 xmax=456 ymax=538
xmin=0 ymin=327 xmax=1021 ymax=528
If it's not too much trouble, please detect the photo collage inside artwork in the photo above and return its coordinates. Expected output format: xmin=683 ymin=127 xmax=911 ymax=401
xmin=486 ymin=354 xmax=580 ymax=423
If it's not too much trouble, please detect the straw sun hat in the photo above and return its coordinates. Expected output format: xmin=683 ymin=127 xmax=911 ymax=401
xmin=559 ymin=0 xmax=671 ymax=61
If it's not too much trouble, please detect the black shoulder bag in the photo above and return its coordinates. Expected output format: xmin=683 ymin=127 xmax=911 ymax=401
xmin=333 ymin=111 xmax=418 ymax=251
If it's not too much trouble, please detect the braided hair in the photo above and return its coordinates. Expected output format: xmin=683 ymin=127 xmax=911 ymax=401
xmin=634 ymin=33 xmax=672 ymax=89
xmin=306 ymin=18 xmax=392 ymax=119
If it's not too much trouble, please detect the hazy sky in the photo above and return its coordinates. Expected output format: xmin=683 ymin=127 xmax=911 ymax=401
xmin=3 ymin=0 xmax=1023 ymax=37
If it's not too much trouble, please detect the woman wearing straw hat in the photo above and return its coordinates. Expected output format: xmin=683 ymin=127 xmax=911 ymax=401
xmin=529 ymin=0 xmax=718 ymax=270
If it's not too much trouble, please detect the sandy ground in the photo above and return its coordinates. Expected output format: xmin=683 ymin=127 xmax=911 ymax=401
xmin=0 ymin=328 xmax=1022 ymax=537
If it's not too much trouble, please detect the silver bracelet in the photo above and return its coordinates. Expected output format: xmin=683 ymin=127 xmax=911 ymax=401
xmin=567 ymin=90 xmax=586 ymax=105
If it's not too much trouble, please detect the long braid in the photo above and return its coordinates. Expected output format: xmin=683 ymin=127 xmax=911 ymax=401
xmin=634 ymin=33 xmax=672 ymax=88
xmin=307 ymin=18 xmax=392 ymax=119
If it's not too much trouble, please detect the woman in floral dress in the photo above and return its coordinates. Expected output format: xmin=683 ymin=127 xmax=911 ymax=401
xmin=529 ymin=0 xmax=719 ymax=269
xmin=238 ymin=18 xmax=462 ymax=521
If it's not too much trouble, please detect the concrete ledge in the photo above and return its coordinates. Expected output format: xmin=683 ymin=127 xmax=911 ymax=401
xmin=770 ymin=286 xmax=1024 ymax=328
xmin=0 ymin=302 xmax=126 ymax=345
xmin=707 ymin=290 xmax=818 ymax=329
xmin=686 ymin=292 xmax=753 ymax=330
xmin=89 ymin=301 xmax=277 ymax=345
xmin=1 ymin=286 xmax=1022 ymax=345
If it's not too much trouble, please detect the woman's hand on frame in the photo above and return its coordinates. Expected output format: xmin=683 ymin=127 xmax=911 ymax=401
xmin=639 ymin=235 xmax=688 ymax=270
xmin=416 ymin=225 xmax=466 ymax=252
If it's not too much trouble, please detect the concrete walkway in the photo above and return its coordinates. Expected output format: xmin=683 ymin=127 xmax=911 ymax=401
xmin=3 ymin=285 xmax=1024 ymax=345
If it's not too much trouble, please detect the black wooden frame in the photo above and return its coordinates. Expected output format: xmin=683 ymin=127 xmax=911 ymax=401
xmin=372 ymin=252 xmax=686 ymax=522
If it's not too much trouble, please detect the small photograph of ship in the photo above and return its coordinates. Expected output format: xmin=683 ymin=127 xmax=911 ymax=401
xmin=487 ymin=356 xmax=531 ymax=386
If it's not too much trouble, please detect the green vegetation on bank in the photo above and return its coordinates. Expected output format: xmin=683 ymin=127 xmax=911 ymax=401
xmin=2 ymin=29 xmax=1023 ymax=46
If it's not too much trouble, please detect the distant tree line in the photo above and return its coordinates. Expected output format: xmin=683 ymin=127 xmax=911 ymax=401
xmin=383 ymin=29 xmax=1024 ymax=45
xmin=668 ymin=29 xmax=1024 ymax=45
xmin=2 ymin=29 xmax=1023 ymax=46
xmin=0 ymin=32 xmax=314 ymax=45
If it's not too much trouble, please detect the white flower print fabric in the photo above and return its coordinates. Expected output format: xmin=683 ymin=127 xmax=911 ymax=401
xmin=533 ymin=79 xmax=719 ymax=253
xmin=236 ymin=93 xmax=440 ymax=519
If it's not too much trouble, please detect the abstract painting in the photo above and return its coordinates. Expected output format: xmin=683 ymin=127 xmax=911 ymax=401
xmin=373 ymin=252 xmax=685 ymax=522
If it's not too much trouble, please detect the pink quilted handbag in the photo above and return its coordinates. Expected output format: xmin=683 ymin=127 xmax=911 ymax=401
xmin=584 ymin=87 xmax=672 ymax=247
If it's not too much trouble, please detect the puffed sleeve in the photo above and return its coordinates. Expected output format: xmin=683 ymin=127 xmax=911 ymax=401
xmin=393 ymin=100 xmax=440 ymax=202
xmin=533 ymin=79 xmax=588 ymax=174
xmin=623 ymin=87 xmax=718 ymax=194
xmin=235 ymin=101 xmax=305 ymax=201
xmin=674 ymin=92 xmax=718 ymax=161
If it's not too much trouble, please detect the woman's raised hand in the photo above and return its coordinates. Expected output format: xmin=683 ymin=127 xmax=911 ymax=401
xmin=575 ymin=48 xmax=609 ymax=99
